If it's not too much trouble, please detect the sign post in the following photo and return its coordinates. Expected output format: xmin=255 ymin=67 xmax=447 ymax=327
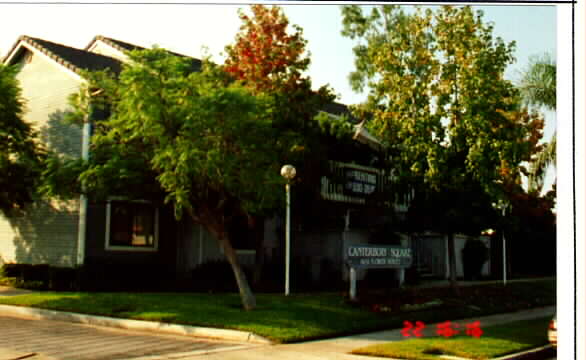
xmin=349 ymin=267 xmax=357 ymax=300
xmin=346 ymin=244 xmax=413 ymax=301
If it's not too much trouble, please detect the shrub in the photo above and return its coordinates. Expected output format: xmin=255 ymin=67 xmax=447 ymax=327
xmin=191 ymin=260 xmax=252 ymax=292
xmin=79 ymin=258 xmax=175 ymax=292
xmin=461 ymin=239 xmax=489 ymax=280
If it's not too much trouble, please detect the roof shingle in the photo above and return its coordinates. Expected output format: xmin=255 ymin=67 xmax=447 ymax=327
xmin=15 ymin=35 xmax=122 ymax=75
xmin=87 ymin=35 xmax=202 ymax=72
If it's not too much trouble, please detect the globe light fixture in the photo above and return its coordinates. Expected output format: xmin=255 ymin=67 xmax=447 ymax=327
xmin=280 ymin=164 xmax=296 ymax=180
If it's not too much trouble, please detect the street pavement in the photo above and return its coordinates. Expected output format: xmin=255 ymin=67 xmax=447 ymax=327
xmin=0 ymin=315 xmax=254 ymax=360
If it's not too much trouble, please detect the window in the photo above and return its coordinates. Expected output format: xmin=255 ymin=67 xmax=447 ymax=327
xmin=105 ymin=200 xmax=159 ymax=251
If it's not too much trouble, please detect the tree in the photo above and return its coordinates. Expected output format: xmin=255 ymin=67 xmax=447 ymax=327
xmin=224 ymin=4 xmax=337 ymax=159
xmin=42 ymin=49 xmax=296 ymax=310
xmin=224 ymin=4 xmax=339 ymax=285
xmin=0 ymin=64 xmax=46 ymax=215
xmin=341 ymin=5 xmax=544 ymax=290
xmin=518 ymin=54 xmax=556 ymax=193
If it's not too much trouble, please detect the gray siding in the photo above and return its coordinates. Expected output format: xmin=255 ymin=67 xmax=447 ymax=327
xmin=0 ymin=200 xmax=79 ymax=267
xmin=177 ymin=221 xmax=224 ymax=273
xmin=0 ymin=48 xmax=83 ymax=267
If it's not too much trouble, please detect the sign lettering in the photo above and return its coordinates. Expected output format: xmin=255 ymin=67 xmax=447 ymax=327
xmin=346 ymin=244 xmax=413 ymax=269
xmin=344 ymin=169 xmax=377 ymax=196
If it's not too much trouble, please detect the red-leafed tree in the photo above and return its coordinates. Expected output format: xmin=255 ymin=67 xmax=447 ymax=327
xmin=225 ymin=4 xmax=310 ymax=93
xmin=224 ymin=5 xmax=340 ymax=286
xmin=224 ymin=4 xmax=335 ymax=130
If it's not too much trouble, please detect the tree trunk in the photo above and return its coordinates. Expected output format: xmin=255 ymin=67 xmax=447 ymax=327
xmin=188 ymin=209 xmax=256 ymax=311
xmin=218 ymin=233 xmax=257 ymax=311
xmin=447 ymin=232 xmax=460 ymax=296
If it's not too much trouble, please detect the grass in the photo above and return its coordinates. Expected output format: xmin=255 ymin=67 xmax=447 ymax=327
xmin=351 ymin=317 xmax=551 ymax=360
xmin=0 ymin=278 xmax=555 ymax=343
xmin=0 ymin=292 xmax=390 ymax=342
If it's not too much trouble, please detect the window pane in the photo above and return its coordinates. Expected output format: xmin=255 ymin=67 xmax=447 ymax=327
xmin=109 ymin=201 xmax=156 ymax=248
xmin=132 ymin=203 xmax=154 ymax=246
xmin=110 ymin=203 xmax=133 ymax=246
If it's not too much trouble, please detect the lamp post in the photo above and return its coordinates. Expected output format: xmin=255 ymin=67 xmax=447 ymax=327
xmin=494 ymin=200 xmax=509 ymax=286
xmin=501 ymin=203 xmax=507 ymax=286
xmin=280 ymin=164 xmax=296 ymax=296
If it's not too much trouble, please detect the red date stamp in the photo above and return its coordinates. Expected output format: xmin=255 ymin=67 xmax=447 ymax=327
xmin=401 ymin=320 xmax=483 ymax=338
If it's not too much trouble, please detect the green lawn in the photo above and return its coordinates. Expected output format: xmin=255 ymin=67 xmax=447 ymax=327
xmin=0 ymin=279 xmax=555 ymax=343
xmin=351 ymin=317 xmax=551 ymax=360
xmin=0 ymin=292 xmax=393 ymax=342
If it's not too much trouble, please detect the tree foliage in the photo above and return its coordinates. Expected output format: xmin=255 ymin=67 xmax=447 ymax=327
xmin=0 ymin=64 xmax=46 ymax=214
xmin=42 ymin=49 xmax=299 ymax=310
xmin=341 ymin=5 xmax=544 ymax=288
xmin=518 ymin=53 xmax=556 ymax=111
xmin=342 ymin=5 xmax=543 ymax=196
xmin=224 ymin=4 xmax=340 ymax=157
xmin=518 ymin=53 xmax=556 ymax=193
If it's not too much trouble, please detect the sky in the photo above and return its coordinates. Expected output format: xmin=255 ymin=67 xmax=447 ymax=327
xmin=0 ymin=3 xmax=556 ymax=122
xmin=0 ymin=0 xmax=560 ymax=188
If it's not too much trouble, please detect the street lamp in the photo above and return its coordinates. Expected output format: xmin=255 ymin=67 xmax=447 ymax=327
xmin=280 ymin=164 xmax=296 ymax=296
xmin=494 ymin=200 xmax=509 ymax=286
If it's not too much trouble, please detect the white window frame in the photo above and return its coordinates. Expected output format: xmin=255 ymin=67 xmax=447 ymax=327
xmin=105 ymin=199 xmax=159 ymax=252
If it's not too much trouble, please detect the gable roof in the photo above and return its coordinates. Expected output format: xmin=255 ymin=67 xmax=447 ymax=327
xmin=3 ymin=35 xmax=122 ymax=76
xmin=322 ymin=102 xmax=359 ymax=123
xmin=86 ymin=35 xmax=202 ymax=72
xmin=86 ymin=35 xmax=140 ymax=53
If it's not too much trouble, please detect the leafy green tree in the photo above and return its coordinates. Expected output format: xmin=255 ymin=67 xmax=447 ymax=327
xmin=518 ymin=54 xmax=556 ymax=193
xmin=42 ymin=49 xmax=298 ymax=310
xmin=0 ymin=64 xmax=46 ymax=215
xmin=341 ymin=5 xmax=544 ymax=290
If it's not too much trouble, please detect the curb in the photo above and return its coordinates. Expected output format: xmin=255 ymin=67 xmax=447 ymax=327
xmin=0 ymin=304 xmax=272 ymax=345
xmin=492 ymin=345 xmax=555 ymax=360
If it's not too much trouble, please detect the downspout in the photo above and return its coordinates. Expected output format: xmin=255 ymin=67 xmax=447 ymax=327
xmin=76 ymin=90 xmax=99 ymax=266
xmin=76 ymin=121 xmax=90 ymax=266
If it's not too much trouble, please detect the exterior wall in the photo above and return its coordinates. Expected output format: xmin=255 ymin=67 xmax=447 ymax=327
xmin=16 ymin=49 xmax=84 ymax=157
xmin=445 ymin=235 xmax=491 ymax=279
xmin=415 ymin=235 xmax=447 ymax=277
xmin=0 ymin=48 xmax=83 ymax=267
xmin=177 ymin=220 xmax=224 ymax=274
xmin=87 ymin=42 xmax=128 ymax=62
xmin=293 ymin=230 xmax=346 ymax=282
xmin=0 ymin=200 xmax=79 ymax=267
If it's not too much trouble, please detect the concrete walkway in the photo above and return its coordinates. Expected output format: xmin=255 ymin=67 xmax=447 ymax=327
xmin=194 ymin=306 xmax=555 ymax=360
xmin=0 ymin=285 xmax=33 ymax=297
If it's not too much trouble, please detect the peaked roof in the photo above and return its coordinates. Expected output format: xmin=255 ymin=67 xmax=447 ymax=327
xmin=3 ymin=35 xmax=122 ymax=75
xmin=86 ymin=35 xmax=141 ymax=53
xmin=86 ymin=35 xmax=202 ymax=72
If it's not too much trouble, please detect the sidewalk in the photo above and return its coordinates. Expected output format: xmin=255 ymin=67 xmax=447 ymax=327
xmin=188 ymin=305 xmax=555 ymax=360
